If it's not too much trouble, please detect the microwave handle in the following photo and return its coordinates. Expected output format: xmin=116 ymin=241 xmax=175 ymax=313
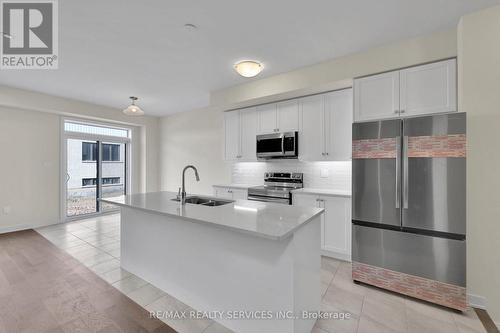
xmin=281 ymin=134 xmax=285 ymax=155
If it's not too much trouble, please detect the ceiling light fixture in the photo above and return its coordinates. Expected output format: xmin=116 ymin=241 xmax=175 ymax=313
xmin=123 ymin=96 xmax=145 ymax=116
xmin=234 ymin=60 xmax=263 ymax=78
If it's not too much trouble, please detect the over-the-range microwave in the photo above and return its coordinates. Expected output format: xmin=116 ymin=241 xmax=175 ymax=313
xmin=256 ymin=131 xmax=298 ymax=159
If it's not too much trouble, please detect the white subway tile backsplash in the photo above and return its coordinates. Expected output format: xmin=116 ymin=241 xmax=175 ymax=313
xmin=232 ymin=160 xmax=351 ymax=191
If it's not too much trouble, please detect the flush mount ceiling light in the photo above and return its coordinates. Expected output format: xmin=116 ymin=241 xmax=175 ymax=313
xmin=234 ymin=60 xmax=264 ymax=78
xmin=123 ymin=96 xmax=145 ymax=116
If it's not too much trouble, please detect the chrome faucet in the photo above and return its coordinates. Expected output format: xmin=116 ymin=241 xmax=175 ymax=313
xmin=181 ymin=165 xmax=200 ymax=204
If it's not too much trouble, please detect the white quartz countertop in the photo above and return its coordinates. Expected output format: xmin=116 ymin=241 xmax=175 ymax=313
xmin=100 ymin=191 xmax=324 ymax=241
xmin=212 ymin=184 xmax=259 ymax=189
xmin=291 ymin=188 xmax=352 ymax=197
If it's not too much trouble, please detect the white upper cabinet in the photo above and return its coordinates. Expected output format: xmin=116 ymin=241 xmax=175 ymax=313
xmin=354 ymin=59 xmax=457 ymax=122
xmin=239 ymin=107 xmax=258 ymax=161
xmin=400 ymin=58 xmax=457 ymax=117
xmin=325 ymin=89 xmax=353 ymax=161
xmin=277 ymin=99 xmax=300 ymax=132
xmin=299 ymin=89 xmax=353 ymax=161
xmin=224 ymin=111 xmax=240 ymax=161
xmin=257 ymin=104 xmax=277 ymax=134
xmin=354 ymin=71 xmax=400 ymax=122
xmin=224 ymin=107 xmax=257 ymax=161
xmin=257 ymin=100 xmax=300 ymax=134
xmin=299 ymin=94 xmax=325 ymax=161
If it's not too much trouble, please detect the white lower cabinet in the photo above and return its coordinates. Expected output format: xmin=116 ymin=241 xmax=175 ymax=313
xmin=213 ymin=186 xmax=248 ymax=200
xmin=293 ymin=193 xmax=351 ymax=261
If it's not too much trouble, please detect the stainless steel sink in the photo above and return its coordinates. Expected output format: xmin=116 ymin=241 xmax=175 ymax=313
xmin=171 ymin=196 xmax=233 ymax=206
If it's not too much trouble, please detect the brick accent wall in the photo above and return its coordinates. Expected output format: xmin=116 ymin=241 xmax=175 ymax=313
xmin=408 ymin=134 xmax=466 ymax=158
xmin=352 ymin=138 xmax=397 ymax=159
xmin=352 ymin=261 xmax=467 ymax=311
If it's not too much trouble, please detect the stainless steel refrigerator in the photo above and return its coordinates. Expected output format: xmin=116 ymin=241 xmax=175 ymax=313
xmin=351 ymin=112 xmax=466 ymax=311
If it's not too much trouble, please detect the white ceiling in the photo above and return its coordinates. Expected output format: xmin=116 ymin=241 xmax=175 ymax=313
xmin=1 ymin=0 xmax=499 ymax=116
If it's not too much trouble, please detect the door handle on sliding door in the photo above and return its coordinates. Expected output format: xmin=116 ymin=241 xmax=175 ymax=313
xmin=395 ymin=137 xmax=401 ymax=209
xmin=403 ymin=136 xmax=409 ymax=209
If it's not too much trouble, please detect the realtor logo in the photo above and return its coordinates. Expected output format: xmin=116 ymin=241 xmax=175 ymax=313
xmin=1 ymin=0 xmax=58 ymax=69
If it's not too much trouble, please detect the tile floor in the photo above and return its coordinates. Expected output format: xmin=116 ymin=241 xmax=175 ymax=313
xmin=36 ymin=214 xmax=488 ymax=333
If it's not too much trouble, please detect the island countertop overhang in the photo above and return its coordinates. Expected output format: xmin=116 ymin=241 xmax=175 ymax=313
xmin=100 ymin=191 xmax=324 ymax=241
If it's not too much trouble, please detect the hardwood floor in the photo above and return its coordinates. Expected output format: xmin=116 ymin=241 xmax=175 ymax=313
xmin=0 ymin=229 xmax=176 ymax=333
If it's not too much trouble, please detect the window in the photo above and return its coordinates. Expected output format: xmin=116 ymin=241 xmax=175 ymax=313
xmin=102 ymin=144 xmax=120 ymax=161
xmin=82 ymin=142 xmax=97 ymax=161
xmin=81 ymin=143 xmax=120 ymax=161
xmin=65 ymin=121 xmax=129 ymax=138
xmin=82 ymin=177 xmax=120 ymax=187
xmin=103 ymin=177 xmax=120 ymax=185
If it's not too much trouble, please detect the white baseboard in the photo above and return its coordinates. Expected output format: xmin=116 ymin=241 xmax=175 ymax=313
xmin=467 ymin=293 xmax=487 ymax=309
xmin=321 ymin=249 xmax=351 ymax=262
xmin=0 ymin=221 xmax=60 ymax=234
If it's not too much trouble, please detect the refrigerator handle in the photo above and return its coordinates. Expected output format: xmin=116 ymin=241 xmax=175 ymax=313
xmin=403 ymin=136 xmax=409 ymax=209
xmin=395 ymin=136 xmax=401 ymax=209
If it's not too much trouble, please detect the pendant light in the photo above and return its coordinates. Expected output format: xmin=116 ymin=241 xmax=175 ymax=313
xmin=123 ymin=96 xmax=144 ymax=116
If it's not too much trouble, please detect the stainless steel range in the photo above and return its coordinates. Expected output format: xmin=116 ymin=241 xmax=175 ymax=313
xmin=247 ymin=172 xmax=303 ymax=205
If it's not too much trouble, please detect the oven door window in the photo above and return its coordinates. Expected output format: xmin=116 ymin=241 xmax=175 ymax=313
xmin=257 ymin=137 xmax=283 ymax=154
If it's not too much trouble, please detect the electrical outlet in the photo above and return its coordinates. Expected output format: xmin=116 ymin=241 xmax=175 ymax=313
xmin=3 ymin=206 xmax=11 ymax=214
xmin=320 ymin=168 xmax=329 ymax=178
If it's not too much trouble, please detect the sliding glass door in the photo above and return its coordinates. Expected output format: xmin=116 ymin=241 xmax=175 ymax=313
xmin=66 ymin=139 xmax=99 ymax=217
xmin=63 ymin=120 xmax=130 ymax=219
xmin=100 ymin=142 xmax=126 ymax=212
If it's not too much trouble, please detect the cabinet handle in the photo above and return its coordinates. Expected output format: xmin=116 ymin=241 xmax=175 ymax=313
xmin=400 ymin=109 xmax=406 ymax=114
xmin=394 ymin=110 xmax=399 ymax=114
xmin=321 ymin=152 xmax=325 ymax=156
xmin=325 ymin=152 xmax=329 ymax=156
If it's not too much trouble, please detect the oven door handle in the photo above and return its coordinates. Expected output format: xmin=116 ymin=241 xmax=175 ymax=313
xmin=247 ymin=195 xmax=290 ymax=204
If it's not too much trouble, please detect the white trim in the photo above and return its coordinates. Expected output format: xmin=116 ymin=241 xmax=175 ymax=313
xmin=467 ymin=293 xmax=487 ymax=309
xmin=321 ymin=249 xmax=351 ymax=262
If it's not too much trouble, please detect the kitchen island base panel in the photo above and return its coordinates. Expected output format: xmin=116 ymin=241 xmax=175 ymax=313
xmin=120 ymin=207 xmax=321 ymax=333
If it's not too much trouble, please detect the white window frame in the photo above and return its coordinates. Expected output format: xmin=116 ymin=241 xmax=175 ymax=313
xmin=60 ymin=117 xmax=133 ymax=222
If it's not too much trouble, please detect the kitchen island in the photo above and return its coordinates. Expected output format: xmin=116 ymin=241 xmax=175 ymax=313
xmin=101 ymin=191 xmax=324 ymax=333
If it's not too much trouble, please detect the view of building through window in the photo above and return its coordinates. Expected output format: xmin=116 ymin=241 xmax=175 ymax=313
xmin=65 ymin=121 xmax=129 ymax=217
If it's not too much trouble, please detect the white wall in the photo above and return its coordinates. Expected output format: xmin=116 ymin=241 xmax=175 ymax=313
xmin=0 ymin=86 xmax=160 ymax=232
xmin=160 ymin=28 xmax=457 ymax=195
xmin=458 ymin=4 xmax=500 ymax=325
xmin=160 ymin=106 xmax=232 ymax=195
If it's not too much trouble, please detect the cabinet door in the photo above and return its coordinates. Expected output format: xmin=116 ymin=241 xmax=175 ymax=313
xmin=354 ymin=71 xmax=400 ymax=122
xmin=292 ymin=193 xmax=319 ymax=208
xmin=299 ymin=94 xmax=325 ymax=161
xmin=231 ymin=189 xmax=248 ymax=200
xmin=224 ymin=111 xmax=240 ymax=161
xmin=257 ymin=103 xmax=277 ymax=134
xmin=400 ymin=59 xmax=457 ymax=117
xmin=321 ymin=196 xmax=351 ymax=259
xmin=324 ymin=89 xmax=353 ymax=161
xmin=240 ymin=107 xmax=258 ymax=161
xmin=277 ymin=99 xmax=299 ymax=132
